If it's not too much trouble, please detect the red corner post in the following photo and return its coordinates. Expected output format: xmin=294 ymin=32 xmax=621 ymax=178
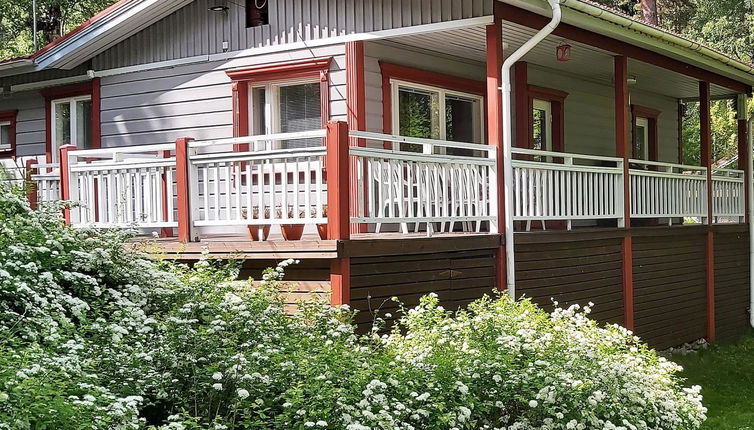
xmin=25 ymin=159 xmax=38 ymax=210
xmin=615 ymin=56 xmax=634 ymax=331
xmin=487 ymin=2 xmax=506 ymax=292
xmin=700 ymin=81 xmax=716 ymax=342
xmin=175 ymin=137 xmax=194 ymax=243
xmin=58 ymin=145 xmax=76 ymax=224
xmin=326 ymin=121 xmax=351 ymax=306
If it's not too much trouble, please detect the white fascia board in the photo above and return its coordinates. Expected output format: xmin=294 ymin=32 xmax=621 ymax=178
xmin=35 ymin=0 xmax=187 ymax=70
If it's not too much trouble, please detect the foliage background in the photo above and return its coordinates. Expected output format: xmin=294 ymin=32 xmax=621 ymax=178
xmin=0 ymin=0 xmax=753 ymax=164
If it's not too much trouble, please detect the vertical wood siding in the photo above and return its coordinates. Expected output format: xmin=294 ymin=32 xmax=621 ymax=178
xmin=514 ymin=235 xmax=625 ymax=326
xmin=93 ymin=0 xmax=493 ymax=70
xmin=632 ymin=230 xmax=707 ymax=349
xmin=714 ymin=228 xmax=751 ymax=341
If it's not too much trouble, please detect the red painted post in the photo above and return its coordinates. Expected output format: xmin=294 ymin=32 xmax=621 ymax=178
xmin=58 ymin=145 xmax=76 ymax=225
xmin=25 ymin=159 xmax=38 ymax=210
xmin=175 ymin=137 xmax=194 ymax=243
xmin=738 ymin=103 xmax=749 ymax=222
xmin=486 ymin=2 xmax=505 ymax=291
xmin=326 ymin=121 xmax=351 ymax=305
xmin=700 ymin=81 xmax=716 ymax=342
xmin=615 ymin=55 xmax=634 ymax=331
xmin=346 ymin=40 xmax=367 ymax=234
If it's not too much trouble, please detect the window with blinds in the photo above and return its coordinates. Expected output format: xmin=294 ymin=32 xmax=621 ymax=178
xmin=250 ymin=81 xmax=323 ymax=150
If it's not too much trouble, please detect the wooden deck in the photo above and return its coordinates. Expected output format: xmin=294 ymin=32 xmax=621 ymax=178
xmin=130 ymin=232 xmax=500 ymax=260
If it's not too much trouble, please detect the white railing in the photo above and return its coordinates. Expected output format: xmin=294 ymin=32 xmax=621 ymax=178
xmin=511 ymin=148 xmax=624 ymax=228
xmin=712 ymin=168 xmax=745 ymax=221
xmin=188 ymin=130 xmax=328 ymax=228
xmin=31 ymin=162 xmax=61 ymax=203
xmin=67 ymin=144 xmax=177 ymax=228
xmin=628 ymin=159 xmax=707 ymax=220
xmin=349 ymin=131 xmax=497 ymax=234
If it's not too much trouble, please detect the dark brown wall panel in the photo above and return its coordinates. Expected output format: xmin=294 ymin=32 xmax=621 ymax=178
xmin=714 ymin=230 xmax=750 ymax=341
xmin=514 ymin=237 xmax=624 ymax=326
xmin=632 ymin=233 xmax=707 ymax=349
xmin=350 ymin=249 xmax=497 ymax=331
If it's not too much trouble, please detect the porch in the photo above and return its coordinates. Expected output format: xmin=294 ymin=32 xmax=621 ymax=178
xmin=26 ymin=122 xmax=746 ymax=245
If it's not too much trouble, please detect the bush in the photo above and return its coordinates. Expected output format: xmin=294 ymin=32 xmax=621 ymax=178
xmin=0 ymin=184 xmax=706 ymax=429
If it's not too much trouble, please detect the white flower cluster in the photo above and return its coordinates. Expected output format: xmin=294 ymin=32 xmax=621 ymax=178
xmin=0 ymin=184 xmax=706 ymax=429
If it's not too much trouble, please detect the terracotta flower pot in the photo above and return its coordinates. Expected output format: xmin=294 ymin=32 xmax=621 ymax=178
xmin=316 ymin=223 xmax=328 ymax=240
xmin=248 ymin=225 xmax=271 ymax=241
xmin=281 ymin=224 xmax=304 ymax=241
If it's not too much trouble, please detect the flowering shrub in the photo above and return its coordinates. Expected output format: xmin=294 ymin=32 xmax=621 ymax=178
xmin=0 ymin=184 xmax=705 ymax=429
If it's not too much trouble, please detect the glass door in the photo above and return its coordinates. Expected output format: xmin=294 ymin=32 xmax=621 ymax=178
xmin=51 ymin=96 xmax=92 ymax=162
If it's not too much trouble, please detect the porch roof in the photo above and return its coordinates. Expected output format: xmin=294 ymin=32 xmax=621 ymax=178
xmin=384 ymin=19 xmax=740 ymax=100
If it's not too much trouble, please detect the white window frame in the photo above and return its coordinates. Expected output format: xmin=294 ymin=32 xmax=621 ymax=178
xmin=635 ymin=116 xmax=650 ymax=161
xmin=247 ymin=77 xmax=322 ymax=150
xmin=0 ymin=121 xmax=11 ymax=152
xmin=532 ymin=98 xmax=553 ymax=152
xmin=50 ymin=95 xmax=92 ymax=162
xmin=390 ymin=79 xmax=485 ymax=153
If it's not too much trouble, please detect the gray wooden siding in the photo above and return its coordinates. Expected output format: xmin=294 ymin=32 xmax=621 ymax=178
xmin=528 ymin=66 xmax=679 ymax=162
xmin=364 ymin=40 xmax=486 ymax=138
xmin=93 ymin=0 xmax=493 ymax=70
xmin=0 ymin=92 xmax=46 ymax=157
xmin=364 ymin=42 xmax=679 ymax=161
xmin=100 ymin=44 xmax=346 ymax=147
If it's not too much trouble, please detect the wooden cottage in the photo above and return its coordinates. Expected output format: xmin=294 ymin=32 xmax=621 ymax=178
xmin=1 ymin=0 xmax=753 ymax=348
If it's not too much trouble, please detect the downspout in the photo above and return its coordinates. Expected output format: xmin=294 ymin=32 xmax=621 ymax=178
xmin=746 ymin=119 xmax=754 ymax=327
xmin=501 ymin=0 xmax=562 ymax=298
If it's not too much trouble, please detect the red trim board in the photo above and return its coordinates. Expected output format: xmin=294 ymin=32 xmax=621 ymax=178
xmin=0 ymin=110 xmax=18 ymax=158
xmin=41 ymin=79 xmax=101 ymax=162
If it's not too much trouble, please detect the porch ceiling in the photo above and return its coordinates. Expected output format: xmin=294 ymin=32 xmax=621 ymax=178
xmin=386 ymin=22 xmax=734 ymax=100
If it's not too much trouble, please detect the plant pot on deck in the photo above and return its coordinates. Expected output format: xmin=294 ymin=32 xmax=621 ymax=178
xmin=244 ymin=207 xmax=271 ymax=241
xmin=279 ymin=207 xmax=307 ymax=241
xmin=314 ymin=205 xmax=328 ymax=240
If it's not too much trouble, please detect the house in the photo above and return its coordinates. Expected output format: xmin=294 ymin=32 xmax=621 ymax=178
xmin=0 ymin=0 xmax=752 ymax=348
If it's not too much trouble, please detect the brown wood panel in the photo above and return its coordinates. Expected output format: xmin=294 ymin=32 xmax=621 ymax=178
xmin=350 ymin=245 xmax=497 ymax=332
xmin=515 ymin=237 xmax=624 ymax=327
xmin=714 ymin=231 xmax=751 ymax=341
xmin=633 ymin=232 xmax=707 ymax=349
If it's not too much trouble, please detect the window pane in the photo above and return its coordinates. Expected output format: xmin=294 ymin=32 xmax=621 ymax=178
xmin=445 ymin=94 xmax=480 ymax=156
xmin=76 ymin=99 xmax=92 ymax=150
xmin=636 ymin=124 xmax=647 ymax=160
xmin=279 ymin=83 xmax=321 ymax=148
xmin=0 ymin=123 xmax=9 ymax=149
xmin=398 ymin=86 xmax=440 ymax=152
xmin=54 ymin=102 xmax=71 ymax=149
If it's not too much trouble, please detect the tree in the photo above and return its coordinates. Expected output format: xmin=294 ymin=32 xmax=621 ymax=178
xmin=0 ymin=0 xmax=117 ymax=59
xmin=641 ymin=0 xmax=659 ymax=25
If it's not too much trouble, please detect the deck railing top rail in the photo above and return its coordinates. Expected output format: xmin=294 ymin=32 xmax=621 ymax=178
xmin=189 ymin=130 xmax=327 ymax=149
xmin=513 ymin=147 xmax=623 ymax=164
xmin=628 ymin=158 xmax=707 ymax=173
xmin=350 ymin=130 xmax=495 ymax=154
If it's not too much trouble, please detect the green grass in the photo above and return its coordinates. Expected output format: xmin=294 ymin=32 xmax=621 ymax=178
xmin=671 ymin=333 xmax=754 ymax=430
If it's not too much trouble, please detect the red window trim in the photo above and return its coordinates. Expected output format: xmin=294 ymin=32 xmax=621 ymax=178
xmin=528 ymin=84 xmax=568 ymax=153
xmin=0 ymin=110 xmax=18 ymax=158
xmin=379 ymin=62 xmax=486 ymax=149
xmin=226 ymin=57 xmax=333 ymax=140
xmin=631 ymin=104 xmax=661 ymax=161
xmin=41 ymin=78 xmax=101 ymax=162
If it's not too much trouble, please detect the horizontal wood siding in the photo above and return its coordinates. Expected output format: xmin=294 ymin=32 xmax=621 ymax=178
xmin=93 ymin=0 xmax=494 ymax=70
xmin=350 ymin=248 xmax=496 ymax=330
xmin=0 ymin=92 xmax=46 ymax=157
xmin=514 ymin=236 xmax=624 ymax=326
xmin=632 ymin=231 xmax=707 ymax=349
xmin=714 ymin=229 xmax=751 ymax=341
xmin=98 ymin=45 xmax=346 ymax=148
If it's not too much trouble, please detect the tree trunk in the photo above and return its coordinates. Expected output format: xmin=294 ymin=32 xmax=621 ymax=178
xmin=641 ymin=0 xmax=659 ymax=25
